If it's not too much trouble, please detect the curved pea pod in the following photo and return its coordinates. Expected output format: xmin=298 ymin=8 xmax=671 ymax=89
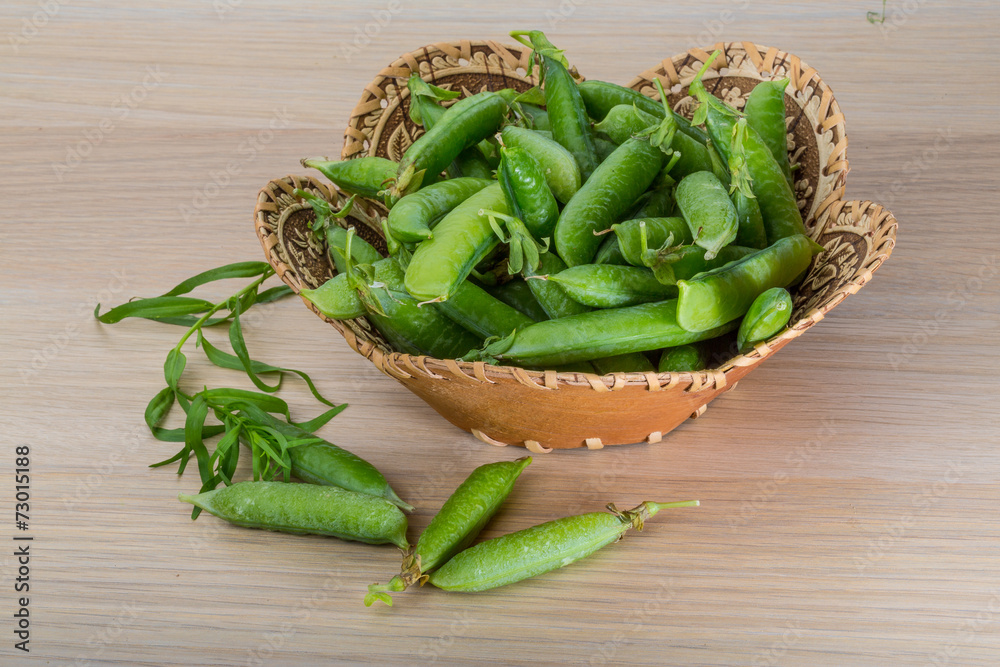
xmin=500 ymin=126 xmax=581 ymax=204
xmin=737 ymin=287 xmax=793 ymax=353
xmin=325 ymin=226 xmax=382 ymax=274
xmin=674 ymin=171 xmax=739 ymax=260
xmin=594 ymin=104 xmax=713 ymax=180
xmin=731 ymin=189 xmax=768 ymax=249
xmin=498 ymin=147 xmax=559 ymax=239
xmin=234 ymin=403 xmax=413 ymax=512
xmin=577 ymin=79 xmax=709 ymax=144
xmin=676 ymin=234 xmax=818 ymax=332
xmin=393 ymin=91 xmax=511 ymax=196
xmin=468 ymin=299 xmax=737 ymax=367
xmin=365 ymin=457 xmax=532 ymax=606
xmin=554 ymin=137 xmax=665 ymax=267
xmin=525 ymin=252 xmax=591 ymax=319
xmin=591 ymin=352 xmax=655 ymax=375
xmin=437 ymin=280 xmax=535 ymax=339
xmin=542 ymin=264 xmax=677 ymax=309
xmin=658 ymin=343 xmax=708 ymax=372
xmin=613 ymin=217 xmax=692 ymax=267
xmin=300 ymin=273 xmax=365 ymax=320
xmin=179 ymin=481 xmax=410 ymax=549
xmin=427 ymin=500 xmax=697 ymax=592
xmin=486 ymin=279 xmax=550 ymax=322
xmin=744 ymin=79 xmax=793 ymax=187
xmin=387 ymin=177 xmax=492 ymax=243
xmin=404 ymin=183 xmax=508 ymax=302
xmin=302 ymin=157 xmax=397 ymax=200
xmin=644 ymin=244 xmax=759 ymax=285
xmin=594 ymin=235 xmax=628 ymax=266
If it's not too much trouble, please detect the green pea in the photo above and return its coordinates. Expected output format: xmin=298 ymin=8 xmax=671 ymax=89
xmin=525 ymin=251 xmax=591 ymax=319
xmin=387 ymin=177 xmax=492 ymax=243
xmin=468 ymin=299 xmax=737 ymax=367
xmin=593 ymin=104 xmax=713 ymax=179
xmin=676 ymin=234 xmax=818 ymax=333
xmin=554 ymin=137 xmax=665 ymax=267
xmin=427 ymin=500 xmax=697 ymax=592
xmin=674 ymin=171 xmax=739 ymax=260
xmin=543 ymin=264 xmax=677 ymax=309
xmin=179 ymin=481 xmax=409 ymax=549
xmin=612 ymin=217 xmax=693 ymax=267
xmin=365 ymin=457 xmax=532 ymax=606
xmin=737 ymin=287 xmax=793 ymax=353
xmin=302 ymin=157 xmax=397 ymax=200
xmin=744 ymin=79 xmax=793 ymax=188
xmin=658 ymin=344 xmax=708 ymax=372
xmin=500 ymin=126 xmax=581 ymax=204
xmin=437 ymin=280 xmax=536 ymax=339
xmin=498 ymin=147 xmax=559 ymax=240
xmin=591 ymin=352 xmax=655 ymax=375
xmin=486 ymin=279 xmax=550 ymax=322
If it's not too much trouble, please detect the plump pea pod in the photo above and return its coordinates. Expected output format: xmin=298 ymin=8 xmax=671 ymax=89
xmin=594 ymin=235 xmax=628 ymax=266
xmin=387 ymin=177 xmax=492 ymax=243
xmin=179 ymin=481 xmax=410 ymax=549
xmin=542 ymin=264 xmax=677 ymax=308
xmin=404 ymin=183 xmax=508 ymax=302
xmin=428 ymin=500 xmax=698 ymax=592
xmin=498 ymin=147 xmax=559 ymax=239
xmin=326 ymin=226 xmax=382 ymax=274
xmin=486 ymin=279 xmax=550 ymax=322
xmin=629 ymin=186 xmax=676 ymax=219
xmin=658 ymin=344 xmax=708 ymax=372
xmin=577 ymin=80 xmax=709 ymax=144
xmin=302 ymin=157 xmax=397 ymax=200
xmin=512 ymin=30 xmax=598 ymax=180
xmin=676 ymin=234 xmax=818 ymax=332
xmin=519 ymin=103 xmax=551 ymax=131
xmin=469 ymin=299 xmax=737 ymax=367
xmin=732 ymin=189 xmax=768 ymax=249
xmin=554 ymin=137 xmax=665 ymax=267
xmin=365 ymin=457 xmax=532 ymax=606
xmin=675 ymin=171 xmax=739 ymax=260
xmin=591 ymin=352 xmax=655 ymax=375
xmin=393 ymin=91 xmax=511 ymax=196
xmin=500 ymin=126 xmax=581 ymax=204
xmin=737 ymin=287 xmax=793 ymax=353
xmin=437 ymin=280 xmax=536 ymax=339
xmin=593 ymin=137 xmax=618 ymax=162
xmin=525 ymin=252 xmax=591 ymax=319
xmin=644 ymin=244 xmax=759 ymax=286
xmin=300 ymin=272 xmax=366 ymax=320
xmin=744 ymin=79 xmax=793 ymax=187
xmin=613 ymin=217 xmax=693 ymax=267
xmin=594 ymin=104 xmax=713 ymax=179
xmin=234 ymin=403 xmax=413 ymax=512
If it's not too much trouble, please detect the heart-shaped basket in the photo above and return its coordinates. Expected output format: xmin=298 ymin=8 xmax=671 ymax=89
xmin=254 ymin=40 xmax=896 ymax=451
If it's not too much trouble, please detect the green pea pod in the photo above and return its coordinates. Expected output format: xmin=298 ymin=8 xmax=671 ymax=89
xmin=365 ymin=457 xmax=532 ymax=606
xmin=594 ymin=235 xmax=628 ymax=266
xmin=387 ymin=177 xmax=492 ymax=243
xmin=705 ymin=140 xmax=731 ymax=189
xmin=468 ymin=299 xmax=736 ymax=367
xmin=525 ymin=252 xmax=591 ymax=319
xmin=594 ymin=137 xmax=618 ymax=162
xmin=498 ymin=147 xmax=559 ymax=240
xmin=658 ymin=344 xmax=708 ymax=372
xmin=744 ymin=79 xmax=793 ymax=188
xmin=591 ymin=352 xmax=656 ymax=375
xmin=179 ymin=481 xmax=409 ymax=549
xmin=511 ymin=30 xmax=598 ymax=180
xmin=326 ymin=226 xmax=382 ymax=274
xmin=393 ymin=91 xmax=511 ymax=196
xmin=554 ymin=137 xmax=665 ymax=267
xmin=737 ymin=287 xmax=793 ymax=353
xmin=594 ymin=104 xmax=713 ymax=180
xmin=519 ymin=103 xmax=551 ymax=131
xmin=437 ymin=280 xmax=535 ymax=339
xmin=404 ymin=183 xmax=508 ymax=302
xmin=302 ymin=157 xmax=397 ymax=200
xmin=674 ymin=171 xmax=739 ymax=260
xmin=543 ymin=264 xmax=677 ymax=308
xmin=643 ymin=244 xmax=759 ymax=285
xmin=428 ymin=500 xmax=698 ymax=592
xmin=300 ymin=272 xmax=365 ymax=320
xmin=731 ymin=189 xmax=768 ymax=249
xmin=233 ymin=403 xmax=413 ymax=512
xmin=612 ymin=217 xmax=693 ymax=267
xmin=676 ymin=234 xmax=818 ymax=332
xmin=577 ymin=80 xmax=709 ymax=144
xmin=500 ymin=126 xmax=581 ymax=204
xmin=628 ymin=186 xmax=676 ymax=219
xmin=486 ymin=279 xmax=550 ymax=322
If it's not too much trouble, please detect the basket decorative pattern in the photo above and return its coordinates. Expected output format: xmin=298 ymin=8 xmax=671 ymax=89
xmin=254 ymin=41 xmax=895 ymax=451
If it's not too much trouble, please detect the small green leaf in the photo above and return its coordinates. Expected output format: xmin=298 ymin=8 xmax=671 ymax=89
xmin=202 ymin=389 xmax=291 ymax=419
xmin=164 ymin=349 xmax=186 ymax=390
xmin=145 ymin=387 xmax=176 ymax=433
xmin=160 ymin=262 xmax=270 ymax=297
xmin=294 ymin=404 xmax=349 ymax=433
xmin=94 ymin=297 xmax=216 ymax=324
xmin=184 ymin=394 xmax=212 ymax=482
xmin=228 ymin=296 xmax=280 ymax=393
xmin=255 ymin=285 xmax=294 ymax=304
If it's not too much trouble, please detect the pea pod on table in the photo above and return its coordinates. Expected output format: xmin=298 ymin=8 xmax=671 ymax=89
xmin=179 ymin=481 xmax=410 ymax=549
xmin=737 ymin=287 xmax=793 ymax=353
xmin=427 ymin=500 xmax=698 ymax=592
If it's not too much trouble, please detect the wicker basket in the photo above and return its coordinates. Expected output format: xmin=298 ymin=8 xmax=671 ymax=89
xmin=254 ymin=41 xmax=896 ymax=451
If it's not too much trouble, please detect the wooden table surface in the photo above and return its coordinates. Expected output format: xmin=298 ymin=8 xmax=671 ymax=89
xmin=3 ymin=1 xmax=999 ymax=664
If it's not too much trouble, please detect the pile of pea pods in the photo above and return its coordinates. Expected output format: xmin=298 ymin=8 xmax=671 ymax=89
xmin=301 ymin=30 xmax=822 ymax=375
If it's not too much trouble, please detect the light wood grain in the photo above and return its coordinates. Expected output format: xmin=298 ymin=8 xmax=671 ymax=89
xmin=2 ymin=1 xmax=999 ymax=665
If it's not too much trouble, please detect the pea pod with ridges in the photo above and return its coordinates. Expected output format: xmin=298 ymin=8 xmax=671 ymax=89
xmin=675 ymin=171 xmax=739 ymax=260
xmin=387 ymin=177 xmax=492 ymax=243
xmin=737 ymin=287 xmax=793 ymax=353
xmin=427 ymin=500 xmax=698 ymax=592
xmin=744 ymin=78 xmax=793 ymax=188
xmin=365 ymin=457 xmax=532 ymax=606
xmin=541 ymin=264 xmax=677 ymax=309
xmin=179 ymin=481 xmax=409 ymax=549
xmin=302 ymin=157 xmax=397 ymax=201
xmin=497 ymin=147 xmax=559 ymax=240
xmin=500 ymin=126 xmax=581 ymax=205
xmin=554 ymin=137 xmax=665 ymax=267
xmin=676 ymin=234 xmax=819 ymax=332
